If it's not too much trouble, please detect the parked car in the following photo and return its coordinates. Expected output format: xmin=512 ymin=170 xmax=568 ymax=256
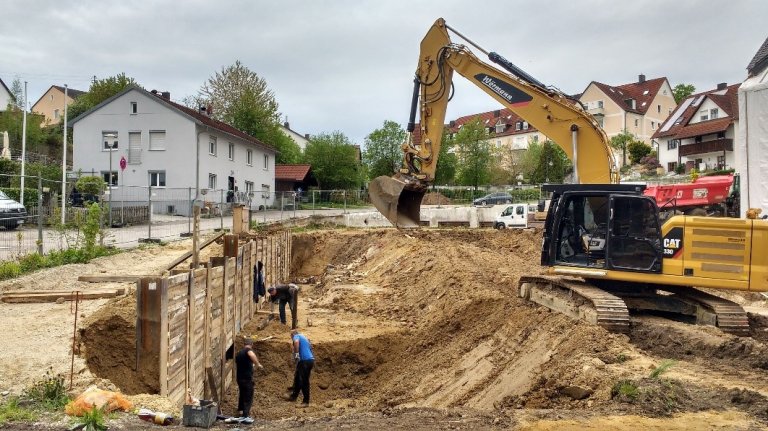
xmin=472 ymin=192 xmax=513 ymax=206
xmin=0 ymin=191 xmax=27 ymax=230
xmin=494 ymin=203 xmax=529 ymax=229
xmin=69 ymin=189 xmax=100 ymax=207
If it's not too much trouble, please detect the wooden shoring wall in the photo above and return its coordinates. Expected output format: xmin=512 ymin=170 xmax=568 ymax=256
xmin=136 ymin=231 xmax=292 ymax=407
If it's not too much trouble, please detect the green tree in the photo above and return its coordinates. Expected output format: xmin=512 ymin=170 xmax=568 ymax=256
xmin=628 ymin=140 xmax=652 ymax=164
xmin=454 ymin=118 xmax=492 ymax=190
xmin=363 ymin=120 xmax=406 ymax=179
xmin=672 ymin=83 xmax=695 ymax=104
xmin=10 ymin=78 xmax=23 ymax=110
xmin=434 ymin=128 xmax=457 ymax=185
xmin=67 ymin=73 xmax=139 ymax=122
xmin=519 ymin=139 xmax=543 ymax=182
xmin=532 ymin=140 xmax=569 ymax=184
xmin=610 ymin=129 xmax=640 ymax=167
xmin=304 ymin=131 xmax=361 ymax=189
xmin=192 ymin=61 xmax=297 ymax=162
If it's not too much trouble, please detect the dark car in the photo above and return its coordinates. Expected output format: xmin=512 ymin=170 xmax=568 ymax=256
xmin=472 ymin=192 xmax=513 ymax=206
xmin=69 ymin=189 xmax=100 ymax=207
xmin=0 ymin=191 xmax=27 ymax=230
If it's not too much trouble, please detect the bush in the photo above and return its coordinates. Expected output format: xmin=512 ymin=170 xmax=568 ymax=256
xmin=0 ymin=261 xmax=21 ymax=279
xmin=76 ymin=176 xmax=105 ymax=196
xmin=628 ymin=140 xmax=652 ymax=164
xmin=508 ymin=188 xmax=540 ymax=202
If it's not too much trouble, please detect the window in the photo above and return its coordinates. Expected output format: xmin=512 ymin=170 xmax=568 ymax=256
xmin=128 ymin=132 xmax=142 ymax=164
xmin=634 ymin=119 xmax=639 ymax=127
xmin=667 ymin=140 xmax=678 ymax=150
xmin=597 ymin=117 xmax=604 ymax=127
xmin=228 ymin=143 xmax=235 ymax=161
xmin=244 ymin=181 xmax=254 ymax=194
xmin=495 ymin=123 xmax=504 ymax=133
xmin=532 ymin=135 xmax=539 ymax=143
xmin=597 ymin=100 xmax=604 ymax=108
xmin=695 ymin=136 xmax=703 ymax=143
xmin=53 ymin=109 xmax=60 ymax=120
xmin=130 ymin=102 xmax=137 ymax=114
xmin=700 ymin=110 xmax=709 ymax=121
xmin=495 ymin=139 xmax=502 ymax=148
xmin=657 ymin=105 xmax=661 ymax=113
xmin=149 ymin=171 xmax=166 ymax=187
xmin=102 ymin=171 xmax=118 ymax=187
xmin=209 ymin=136 xmax=217 ymax=156
xmin=208 ymin=173 xmax=217 ymax=190
xmin=717 ymin=155 xmax=725 ymax=169
xmin=717 ymin=131 xmax=726 ymax=139
xmin=149 ymin=131 xmax=166 ymax=150
xmin=522 ymin=121 xmax=529 ymax=130
xmin=102 ymin=131 xmax=118 ymax=151
xmin=667 ymin=162 xmax=676 ymax=172
xmin=246 ymin=149 xmax=253 ymax=166
xmin=651 ymin=121 xmax=656 ymax=129
xmin=515 ymin=122 xmax=522 ymax=131
xmin=710 ymin=108 xmax=719 ymax=119
xmin=49 ymin=94 xmax=53 ymax=101
xmin=263 ymin=154 xmax=269 ymax=170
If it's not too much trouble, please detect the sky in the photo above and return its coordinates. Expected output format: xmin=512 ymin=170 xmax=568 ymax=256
xmin=1 ymin=0 xmax=767 ymax=147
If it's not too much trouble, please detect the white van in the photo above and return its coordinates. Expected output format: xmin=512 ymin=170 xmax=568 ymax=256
xmin=494 ymin=203 xmax=529 ymax=229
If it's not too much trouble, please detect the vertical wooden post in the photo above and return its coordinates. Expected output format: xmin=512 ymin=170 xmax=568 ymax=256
xmin=203 ymin=263 xmax=212 ymax=399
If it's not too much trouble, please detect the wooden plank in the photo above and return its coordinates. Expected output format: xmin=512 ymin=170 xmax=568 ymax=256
xmin=77 ymin=275 xmax=152 ymax=283
xmin=165 ymin=232 xmax=225 ymax=271
xmin=1 ymin=289 xmax=125 ymax=303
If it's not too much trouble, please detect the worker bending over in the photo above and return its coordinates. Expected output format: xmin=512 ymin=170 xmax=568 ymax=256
xmin=268 ymin=284 xmax=300 ymax=329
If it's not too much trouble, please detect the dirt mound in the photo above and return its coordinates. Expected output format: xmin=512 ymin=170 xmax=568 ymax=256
xmin=422 ymin=192 xmax=451 ymax=205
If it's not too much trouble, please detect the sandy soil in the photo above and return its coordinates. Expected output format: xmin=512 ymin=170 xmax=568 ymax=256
xmin=3 ymin=227 xmax=768 ymax=430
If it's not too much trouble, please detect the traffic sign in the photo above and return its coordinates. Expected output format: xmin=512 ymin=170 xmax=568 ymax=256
xmin=119 ymin=156 xmax=127 ymax=171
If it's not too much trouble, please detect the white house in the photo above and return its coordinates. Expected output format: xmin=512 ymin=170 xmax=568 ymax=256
xmin=279 ymin=121 xmax=310 ymax=151
xmin=0 ymin=78 xmax=16 ymax=111
xmin=653 ymin=83 xmax=739 ymax=174
xmin=70 ymin=87 xmax=277 ymax=214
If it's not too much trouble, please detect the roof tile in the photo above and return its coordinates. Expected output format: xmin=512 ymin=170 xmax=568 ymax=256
xmin=275 ymin=164 xmax=311 ymax=181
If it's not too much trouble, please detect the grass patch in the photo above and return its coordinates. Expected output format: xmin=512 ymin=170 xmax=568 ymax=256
xmin=0 ymin=397 xmax=37 ymax=426
xmin=0 ymin=246 xmax=119 ymax=281
xmin=23 ymin=371 xmax=70 ymax=410
xmin=611 ymin=380 xmax=639 ymax=400
xmin=649 ymin=359 xmax=677 ymax=379
xmin=73 ymin=406 xmax=108 ymax=431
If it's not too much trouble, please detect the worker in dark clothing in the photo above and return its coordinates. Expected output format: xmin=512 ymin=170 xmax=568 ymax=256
xmin=287 ymin=329 xmax=315 ymax=405
xmin=234 ymin=338 xmax=263 ymax=423
xmin=267 ymin=284 xmax=300 ymax=329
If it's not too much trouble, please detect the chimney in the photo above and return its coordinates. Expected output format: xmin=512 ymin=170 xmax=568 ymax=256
xmin=283 ymin=121 xmax=290 ymax=129
xmin=449 ymin=120 xmax=456 ymax=128
xmin=304 ymin=134 xmax=310 ymax=140
xmin=717 ymin=82 xmax=727 ymax=90
xmin=198 ymin=106 xmax=207 ymax=115
xmin=151 ymin=89 xmax=158 ymax=95
xmin=638 ymin=74 xmax=646 ymax=83
xmin=494 ymin=110 xmax=501 ymax=117
xmin=160 ymin=91 xmax=170 ymax=100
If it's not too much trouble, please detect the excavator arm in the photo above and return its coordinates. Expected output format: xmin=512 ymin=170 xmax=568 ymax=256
xmin=369 ymin=18 xmax=617 ymax=227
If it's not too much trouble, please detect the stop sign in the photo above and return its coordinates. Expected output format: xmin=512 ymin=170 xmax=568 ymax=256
xmin=119 ymin=156 xmax=127 ymax=171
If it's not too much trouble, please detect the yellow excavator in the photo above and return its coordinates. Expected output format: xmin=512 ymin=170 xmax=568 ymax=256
xmin=369 ymin=18 xmax=768 ymax=334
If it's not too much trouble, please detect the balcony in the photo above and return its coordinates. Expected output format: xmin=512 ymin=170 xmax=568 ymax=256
xmin=587 ymin=106 xmax=605 ymax=117
xmin=678 ymin=138 xmax=733 ymax=157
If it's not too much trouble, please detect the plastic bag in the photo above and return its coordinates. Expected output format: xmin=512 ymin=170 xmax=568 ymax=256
xmin=65 ymin=386 xmax=133 ymax=416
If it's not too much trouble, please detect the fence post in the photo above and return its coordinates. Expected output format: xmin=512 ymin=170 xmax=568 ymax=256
xmin=280 ymin=192 xmax=284 ymax=221
xmin=293 ymin=192 xmax=296 ymax=219
xmin=37 ymin=176 xmax=43 ymax=255
xmin=148 ymin=185 xmax=152 ymax=241
xmin=219 ymin=189 xmax=224 ymax=231
xmin=188 ymin=187 xmax=192 ymax=235
xmin=312 ymin=190 xmax=315 ymax=215
xmin=344 ymin=190 xmax=347 ymax=214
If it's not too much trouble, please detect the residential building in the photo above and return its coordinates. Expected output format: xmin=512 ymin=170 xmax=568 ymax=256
xmin=653 ymin=83 xmax=739 ymax=174
xmin=70 ymin=87 xmax=277 ymax=214
xmin=579 ymin=75 xmax=677 ymax=153
xmin=31 ymin=85 xmax=86 ymax=126
xmin=275 ymin=164 xmax=317 ymax=192
xmin=447 ymin=108 xmax=546 ymax=150
xmin=280 ymin=121 xmax=310 ymax=151
xmin=0 ymin=78 xmax=15 ymax=111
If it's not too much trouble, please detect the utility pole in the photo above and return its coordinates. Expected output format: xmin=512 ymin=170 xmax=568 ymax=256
xmin=62 ymin=85 xmax=68 ymax=224
xmin=20 ymin=81 xmax=27 ymax=205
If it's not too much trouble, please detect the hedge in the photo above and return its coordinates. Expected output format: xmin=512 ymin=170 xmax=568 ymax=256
xmin=0 ymin=187 xmax=39 ymax=209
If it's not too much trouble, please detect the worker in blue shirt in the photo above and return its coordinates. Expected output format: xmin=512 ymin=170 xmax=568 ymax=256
xmin=286 ymin=329 xmax=315 ymax=405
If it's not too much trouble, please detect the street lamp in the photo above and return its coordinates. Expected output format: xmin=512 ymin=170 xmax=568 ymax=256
xmin=104 ymin=133 xmax=118 ymax=227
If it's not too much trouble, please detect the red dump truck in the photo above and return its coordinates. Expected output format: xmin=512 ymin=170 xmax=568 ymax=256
xmin=643 ymin=174 xmax=739 ymax=217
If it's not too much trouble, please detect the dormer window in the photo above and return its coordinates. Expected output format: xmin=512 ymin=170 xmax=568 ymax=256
xmin=522 ymin=121 xmax=529 ymax=130
xmin=495 ymin=120 xmax=504 ymax=134
xmin=515 ymin=122 xmax=522 ymax=131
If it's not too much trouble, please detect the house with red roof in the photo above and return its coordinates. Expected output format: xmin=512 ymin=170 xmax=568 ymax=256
xmin=446 ymin=108 xmax=547 ymax=151
xmin=31 ymin=85 xmax=86 ymax=126
xmin=70 ymin=86 xmax=277 ymax=215
xmin=579 ymin=75 xmax=677 ymax=155
xmin=275 ymin=164 xmax=316 ymax=192
xmin=653 ymin=83 xmax=740 ymax=174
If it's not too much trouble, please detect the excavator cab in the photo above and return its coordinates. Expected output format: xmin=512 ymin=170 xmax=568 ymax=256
xmin=542 ymin=184 xmax=662 ymax=273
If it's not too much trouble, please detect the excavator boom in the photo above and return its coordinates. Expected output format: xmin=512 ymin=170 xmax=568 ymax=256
xmin=370 ymin=18 xmax=617 ymax=227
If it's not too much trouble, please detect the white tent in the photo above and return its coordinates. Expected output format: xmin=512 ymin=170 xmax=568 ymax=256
xmin=736 ymin=37 xmax=768 ymax=217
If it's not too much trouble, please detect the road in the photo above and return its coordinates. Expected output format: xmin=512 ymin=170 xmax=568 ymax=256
xmin=0 ymin=207 xmax=374 ymax=261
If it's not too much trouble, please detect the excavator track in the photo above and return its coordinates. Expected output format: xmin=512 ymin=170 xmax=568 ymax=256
xmin=518 ymin=275 xmax=630 ymax=333
xmin=655 ymin=286 xmax=750 ymax=336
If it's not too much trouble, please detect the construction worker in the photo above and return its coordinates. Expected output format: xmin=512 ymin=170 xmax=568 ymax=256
xmin=287 ymin=329 xmax=315 ymax=406
xmin=233 ymin=338 xmax=263 ymax=423
xmin=267 ymin=284 xmax=300 ymax=329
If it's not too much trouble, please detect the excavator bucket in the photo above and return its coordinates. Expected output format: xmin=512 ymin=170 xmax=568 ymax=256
xmin=368 ymin=175 xmax=426 ymax=228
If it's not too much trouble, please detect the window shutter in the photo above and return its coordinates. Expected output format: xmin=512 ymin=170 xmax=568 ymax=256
xmin=128 ymin=132 xmax=142 ymax=164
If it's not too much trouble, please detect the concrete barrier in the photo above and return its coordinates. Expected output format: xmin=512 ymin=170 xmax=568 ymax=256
xmin=341 ymin=204 xmax=515 ymax=228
